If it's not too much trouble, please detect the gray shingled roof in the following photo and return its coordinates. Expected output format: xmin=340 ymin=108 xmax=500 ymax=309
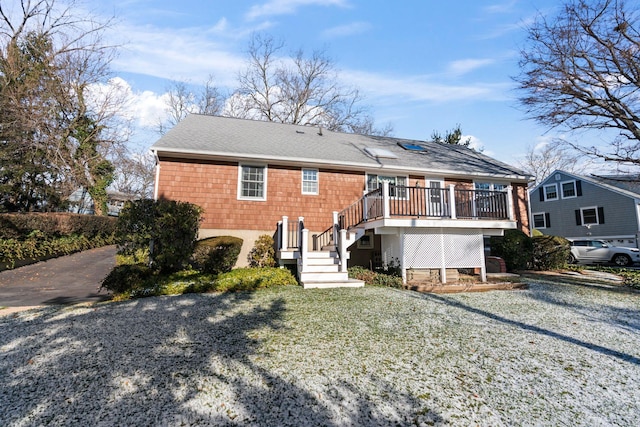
xmin=151 ymin=114 xmax=532 ymax=181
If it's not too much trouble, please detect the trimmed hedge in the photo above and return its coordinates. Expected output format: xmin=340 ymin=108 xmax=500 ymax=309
xmin=192 ymin=236 xmax=243 ymax=274
xmin=0 ymin=212 xmax=116 ymax=240
xmin=101 ymin=266 xmax=297 ymax=299
xmin=0 ymin=213 xmax=117 ymax=270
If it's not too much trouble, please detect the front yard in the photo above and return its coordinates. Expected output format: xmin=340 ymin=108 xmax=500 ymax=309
xmin=1 ymin=280 xmax=639 ymax=426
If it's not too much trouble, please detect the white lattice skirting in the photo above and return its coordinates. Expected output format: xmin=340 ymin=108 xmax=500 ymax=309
xmin=403 ymin=228 xmax=486 ymax=282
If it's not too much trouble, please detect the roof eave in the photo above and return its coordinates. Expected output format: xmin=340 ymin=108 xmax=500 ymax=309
xmin=153 ymin=146 xmax=533 ymax=183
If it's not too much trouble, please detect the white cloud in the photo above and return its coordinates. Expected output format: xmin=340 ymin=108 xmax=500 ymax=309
xmin=483 ymin=1 xmax=517 ymax=14
xmin=245 ymin=0 xmax=349 ymax=21
xmin=447 ymin=59 xmax=495 ymax=76
xmin=341 ymin=70 xmax=511 ymax=103
xmin=462 ymin=134 xmax=490 ymax=155
xmin=111 ymin=24 xmax=246 ymax=87
xmin=321 ymin=21 xmax=371 ymax=39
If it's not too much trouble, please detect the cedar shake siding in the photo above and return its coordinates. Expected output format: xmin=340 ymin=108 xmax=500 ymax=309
xmin=157 ymin=157 xmax=365 ymax=232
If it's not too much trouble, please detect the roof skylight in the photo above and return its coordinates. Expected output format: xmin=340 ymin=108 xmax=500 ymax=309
xmin=398 ymin=142 xmax=426 ymax=152
xmin=364 ymin=147 xmax=398 ymax=159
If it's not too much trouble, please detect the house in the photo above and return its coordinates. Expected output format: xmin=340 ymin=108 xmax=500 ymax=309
xmin=68 ymin=189 xmax=138 ymax=216
xmin=151 ymin=114 xmax=532 ymax=288
xmin=529 ymin=170 xmax=640 ymax=248
xmin=530 ymin=170 xmax=640 ymax=247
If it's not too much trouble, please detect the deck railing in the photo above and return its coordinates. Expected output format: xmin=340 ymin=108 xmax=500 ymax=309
xmin=338 ymin=183 xmax=512 ymax=231
xmin=276 ymin=216 xmax=304 ymax=250
xmin=277 ymin=183 xmax=513 ymax=253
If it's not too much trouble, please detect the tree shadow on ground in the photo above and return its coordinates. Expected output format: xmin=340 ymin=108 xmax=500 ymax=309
xmin=0 ymin=291 xmax=441 ymax=426
xmin=520 ymin=276 xmax=640 ymax=333
xmin=418 ymin=291 xmax=640 ymax=366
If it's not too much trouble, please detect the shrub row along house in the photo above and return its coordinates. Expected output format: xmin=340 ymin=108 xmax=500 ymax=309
xmin=151 ymin=115 xmax=532 ymax=288
xmin=530 ymin=170 xmax=640 ymax=248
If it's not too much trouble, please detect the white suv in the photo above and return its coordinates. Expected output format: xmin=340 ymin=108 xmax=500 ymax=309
xmin=568 ymin=240 xmax=640 ymax=267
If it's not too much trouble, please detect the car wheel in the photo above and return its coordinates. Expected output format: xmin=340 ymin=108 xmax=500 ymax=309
xmin=567 ymin=254 xmax=576 ymax=264
xmin=612 ymin=254 xmax=632 ymax=267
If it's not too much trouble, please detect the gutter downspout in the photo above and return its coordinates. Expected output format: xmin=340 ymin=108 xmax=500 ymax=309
xmin=152 ymin=149 xmax=160 ymax=201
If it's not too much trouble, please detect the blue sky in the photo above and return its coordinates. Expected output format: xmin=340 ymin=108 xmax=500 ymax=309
xmin=89 ymin=0 xmax=567 ymax=166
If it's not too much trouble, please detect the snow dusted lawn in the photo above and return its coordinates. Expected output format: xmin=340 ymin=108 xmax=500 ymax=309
xmin=1 ymin=280 xmax=639 ymax=426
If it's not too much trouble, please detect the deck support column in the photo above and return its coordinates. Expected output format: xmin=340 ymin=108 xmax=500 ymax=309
xmin=281 ymin=216 xmax=289 ymax=250
xmin=300 ymin=229 xmax=309 ymax=272
xmin=339 ymin=229 xmax=348 ymax=272
xmin=383 ymin=181 xmax=390 ymax=219
xmin=507 ymin=185 xmax=515 ymax=221
xmin=448 ymin=185 xmax=457 ymax=219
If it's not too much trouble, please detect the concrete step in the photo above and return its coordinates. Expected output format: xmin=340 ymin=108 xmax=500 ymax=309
xmin=302 ymin=279 xmax=365 ymax=289
xmin=303 ymin=264 xmax=340 ymax=273
xmin=299 ymin=271 xmax=350 ymax=283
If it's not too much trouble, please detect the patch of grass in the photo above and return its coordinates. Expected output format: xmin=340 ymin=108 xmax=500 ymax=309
xmin=565 ymin=264 xmax=640 ymax=289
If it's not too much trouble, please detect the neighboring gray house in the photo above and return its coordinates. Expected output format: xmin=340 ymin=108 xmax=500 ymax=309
xmin=530 ymin=170 xmax=640 ymax=248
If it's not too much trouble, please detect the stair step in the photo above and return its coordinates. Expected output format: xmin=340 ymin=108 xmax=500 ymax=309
xmin=299 ymin=271 xmax=349 ymax=282
xmin=303 ymin=264 xmax=340 ymax=273
xmin=302 ymin=279 xmax=365 ymax=289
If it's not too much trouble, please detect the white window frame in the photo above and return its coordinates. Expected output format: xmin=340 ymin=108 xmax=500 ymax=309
xmin=301 ymin=168 xmax=319 ymax=195
xmin=561 ymin=180 xmax=577 ymax=199
xmin=544 ymin=183 xmax=558 ymax=201
xmin=237 ymin=164 xmax=267 ymax=201
xmin=474 ymin=182 xmax=507 ymax=192
xmin=581 ymin=206 xmax=599 ymax=225
xmin=366 ymin=174 xmax=409 ymax=198
xmin=532 ymin=212 xmax=548 ymax=229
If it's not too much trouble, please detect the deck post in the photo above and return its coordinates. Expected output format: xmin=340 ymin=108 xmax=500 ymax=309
xmin=383 ymin=181 xmax=390 ymax=219
xmin=448 ymin=185 xmax=457 ymax=219
xmin=332 ymin=211 xmax=339 ymax=246
xmin=300 ymin=229 xmax=309 ymax=271
xmin=281 ymin=216 xmax=288 ymax=250
xmin=276 ymin=221 xmax=283 ymax=251
xmin=506 ymin=185 xmax=515 ymax=221
xmin=339 ymin=229 xmax=348 ymax=272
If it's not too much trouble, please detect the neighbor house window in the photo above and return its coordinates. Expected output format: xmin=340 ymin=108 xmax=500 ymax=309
xmin=581 ymin=207 xmax=599 ymax=225
xmin=302 ymin=169 xmax=318 ymax=195
xmin=575 ymin=207 xmax=605 ymax=226
xmin=533 ymin=212 xmax=550 ymax=229
xmin=366 ymin=174 xmax=408 ymax=198
xmin=561 ymin=180 xmax=577 ymax=198
xmin=238 ymin=165 xmax=266 ymax=200
xmin=544 ymin=184 xmax=558 ymax=201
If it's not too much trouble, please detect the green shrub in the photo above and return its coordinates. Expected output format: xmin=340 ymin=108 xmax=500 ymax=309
xmin=100 ymin=264 xmax=155 ymax=294
xmin=490 ymin=230 xmax=533 ymax=271
xmin=192 ymin=236 xmax=243 ymax=274
xmin=214 ymin=267 xmax=297 ymax=291
xmin=532 ymin=235 xmax=570 ymax=270
xmin=248 ymin=234 xmax=276 ymax=267
xmin=116 ymin=199 xmax=202 ymax=273
xmin=348 ymin=266 xmax=403 ymax=288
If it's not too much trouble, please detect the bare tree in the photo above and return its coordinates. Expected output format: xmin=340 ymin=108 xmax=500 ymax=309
xmin=230 ymin=33 xmax=392 ymax=136
xmin=517 ymin=140 xmax=584 ymax=185
xmin=515 ymin=0 xmax=640 ymax=167
xmin=111 ymin=146 xmax=155 ymax=199
xmin=157 ymin=75 xmax=224 ymax=134
xmin=0 ymin=0 xmax=127 ymax=214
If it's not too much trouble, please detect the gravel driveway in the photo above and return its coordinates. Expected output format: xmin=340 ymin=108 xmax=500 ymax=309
xmin=1 ymin=280 xmax=639 ymax=426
